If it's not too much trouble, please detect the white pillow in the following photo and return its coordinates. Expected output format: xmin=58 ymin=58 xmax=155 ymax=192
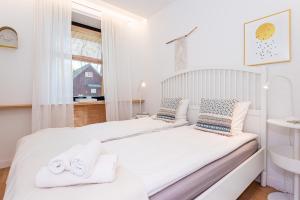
xmin=175 ymin=99 xmax=190 ymax=120
xmin=231 ymin=101 xmax=251 ymax=134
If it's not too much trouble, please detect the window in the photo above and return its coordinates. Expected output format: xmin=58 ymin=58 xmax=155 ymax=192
xmin=71 ymin=21 xmax=103 ymax=100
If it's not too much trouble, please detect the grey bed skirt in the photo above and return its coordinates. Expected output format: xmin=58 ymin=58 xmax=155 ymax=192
xmin=150 ymin=140 xmax=258 ymax=200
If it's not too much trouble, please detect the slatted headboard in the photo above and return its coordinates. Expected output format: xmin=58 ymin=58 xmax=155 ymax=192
xmin=161 ymin=66 xmax=267 ymax=148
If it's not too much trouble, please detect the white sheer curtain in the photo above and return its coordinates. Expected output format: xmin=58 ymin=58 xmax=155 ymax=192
xmin=101 ymin=14 xmax=134 ymax=121
xmin=32 ymin=0 xmax=73 ymax=132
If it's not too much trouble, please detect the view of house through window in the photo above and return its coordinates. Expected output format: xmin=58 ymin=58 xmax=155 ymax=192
xmin=71 ymin=22 xmax=103 ymax=100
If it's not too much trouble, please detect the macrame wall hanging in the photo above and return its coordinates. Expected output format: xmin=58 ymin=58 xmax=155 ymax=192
xmin=166 ymin=26 xmax=198 ymax=72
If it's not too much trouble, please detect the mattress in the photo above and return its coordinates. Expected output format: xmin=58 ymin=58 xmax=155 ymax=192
xmin=150 ymin=140 xmax=258 ymax=200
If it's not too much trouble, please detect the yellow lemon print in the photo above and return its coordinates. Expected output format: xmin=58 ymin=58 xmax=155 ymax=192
xmin=256 ymin=23 xmax=276 ymax=41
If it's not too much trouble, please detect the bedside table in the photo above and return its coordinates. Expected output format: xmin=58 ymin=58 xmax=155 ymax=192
xmin=267 ymin=119 xmax=300 ymax=200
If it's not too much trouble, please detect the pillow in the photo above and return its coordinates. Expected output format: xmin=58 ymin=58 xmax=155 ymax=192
xmin=195 ymin=98 xmax=238 ymax=136
xmin=156 ymin=97 xmax=182 ymax=122
xmin=175 ymin=99 xmax=190 ymax=120
xmin=231 ymin=101 xmax=251 ymax=134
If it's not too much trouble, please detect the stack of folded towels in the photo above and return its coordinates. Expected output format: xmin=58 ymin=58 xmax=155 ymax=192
xmin=35 ymin=140 xmax=118 ymax=188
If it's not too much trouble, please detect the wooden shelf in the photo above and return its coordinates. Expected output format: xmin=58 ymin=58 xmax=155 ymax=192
xmin=132 ymin=99 xmax=145 ymax=104
xmin=0 ymin=104 xmax=32 ymax=109
xmin=74 ymin=101 xmax=105 ymax=106
xmin=0 ymin=100 xmax=144 ymax=110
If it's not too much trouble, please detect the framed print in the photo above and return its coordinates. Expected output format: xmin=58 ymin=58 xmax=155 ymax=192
xmin=0 ymin=26 xmax=18 ymax=49
xmin=244 ymin=10 xmax=291 ymax=66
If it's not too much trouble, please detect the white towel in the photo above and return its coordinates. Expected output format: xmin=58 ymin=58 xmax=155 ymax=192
xmin=70 ymin=140 xmax=103 ymax=177
xmin=48 ymin=144 xmax=83 ymax=174
xmin=36 ymin=154 xmax=118 ymax=188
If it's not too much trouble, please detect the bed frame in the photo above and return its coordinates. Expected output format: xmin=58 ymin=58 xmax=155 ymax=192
xmin=161 ymin=66 xmax=267 ymax=200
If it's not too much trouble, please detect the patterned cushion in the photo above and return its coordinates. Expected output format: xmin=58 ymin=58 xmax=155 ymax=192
xmin=156 ymin=98 xmax=183 ymax=122
xmin=195 ymin=98 xmax=238 ymax=136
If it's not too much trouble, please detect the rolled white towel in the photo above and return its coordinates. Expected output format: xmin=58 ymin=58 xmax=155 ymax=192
xmin=48 ymin=144 xmax=83 ymax=174
xmin=70 ymin=140 xmax=103 ymax=177
xmin=36 ymin=154 xmax=118 ymax=188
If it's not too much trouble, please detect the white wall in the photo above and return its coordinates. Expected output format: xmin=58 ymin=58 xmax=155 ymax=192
xmin=0 ymin=0 xmax=34 ymax=167
xmin=144 ymin=0 xmax=300 ymax=193
xmin=1 ymin=0 xmax=299 ymax=193
xmin=0 ymin=0 xmax=147 ymax=167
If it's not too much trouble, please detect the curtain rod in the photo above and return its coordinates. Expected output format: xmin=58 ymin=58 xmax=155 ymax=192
xmin=166 ymin=26 xmax=198 ymax=44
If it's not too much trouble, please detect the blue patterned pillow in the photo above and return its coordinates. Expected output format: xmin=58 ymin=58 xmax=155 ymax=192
xmin=156 ymin=98 xmax=182 ymax=122
xmin=195 ymin=98 xmax=238 ymax=136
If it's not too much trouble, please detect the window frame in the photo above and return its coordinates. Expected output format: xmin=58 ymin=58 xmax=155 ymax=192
xmin=71 ymin=21 xmax=104 ymax=101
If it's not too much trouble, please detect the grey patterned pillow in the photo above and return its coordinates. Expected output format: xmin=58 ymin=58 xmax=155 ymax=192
xmin=156 ymin=98 xmax=183 ymax=122
xmin=195 ymin=98 xmax=238 ymax=136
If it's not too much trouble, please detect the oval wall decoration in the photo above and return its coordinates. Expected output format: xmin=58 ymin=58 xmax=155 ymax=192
xmin=0 ymin=26 xmax=18 ymax=49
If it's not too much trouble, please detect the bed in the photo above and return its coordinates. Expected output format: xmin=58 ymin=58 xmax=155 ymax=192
xmin=103 ymin=125 xmax=259 ymax=199
xmin=159 ymin=66 xmax=267 ymax=200
xmin=78 ymin=116 xmax=188 ymax=142
xmin=4 ymin=66 xmax=267 ymax=200
xmin=150 ymin=140 xmax=258 ymax=200
xmin=10 ymin=116 xmax=188 ymax=161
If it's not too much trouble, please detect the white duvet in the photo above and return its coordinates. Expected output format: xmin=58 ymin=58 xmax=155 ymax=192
xmin=5 ymin=123 xmax=257 ymax=200
xmin=4 ymin=128 xmax=148 ymax=200
xmin=78 ymin=116 xmax=188 ymax=142
xmin=103 ymin=126 xmax=258 ymax=196
xmin=5 ymin=117 xmax=186 ymax=200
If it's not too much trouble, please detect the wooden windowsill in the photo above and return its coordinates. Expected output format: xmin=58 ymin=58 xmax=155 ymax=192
xmin=0 ymin=100 xmax=145 ymax=109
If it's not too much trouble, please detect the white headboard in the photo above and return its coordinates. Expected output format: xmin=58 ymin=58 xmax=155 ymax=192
xmin=161 ymin=66 xmax=267 ymax=148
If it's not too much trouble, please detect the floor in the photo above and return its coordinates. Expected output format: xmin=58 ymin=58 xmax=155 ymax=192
xmin=238 ymin=181 xmax=277 ymax=200
xmin=0 ymin=167 xmax=276 ymax=200
xmin=0 ymin=168 xmax=9 ymax=200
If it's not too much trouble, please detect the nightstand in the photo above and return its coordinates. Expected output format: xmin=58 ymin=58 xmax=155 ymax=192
xmin=267 ymin=119 xmax=300 ymax=200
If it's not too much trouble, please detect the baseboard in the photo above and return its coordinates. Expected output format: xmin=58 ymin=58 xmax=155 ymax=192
xmin=0 ymin=159 xmax=11 ymax=169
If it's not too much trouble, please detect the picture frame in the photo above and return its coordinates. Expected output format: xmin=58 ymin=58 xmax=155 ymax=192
xmin=0 ymin=26 xmax=18 ymax=49
xmin=244 ymin=10 xmax=291 ymax=66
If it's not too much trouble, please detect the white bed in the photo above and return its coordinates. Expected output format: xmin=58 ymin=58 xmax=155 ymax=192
xmin=103 ymin=125 xmax=258 ymax=196
xmin=160 ymin=66 xmax=267 ymax=199
xmin=5 ymin=129 xmax=150 ymax=200
xmin=78 ymin=116 xmax=188 ymax=142
xmin=5 ymin=117 xmax=187 ymax=200
xmin=11 ymin=116 xmax=188 ymax=161
xmin=5 ymin=125 xmax=257 ymax=200
xmin=4 ymin=66 xmax=268 ymax=200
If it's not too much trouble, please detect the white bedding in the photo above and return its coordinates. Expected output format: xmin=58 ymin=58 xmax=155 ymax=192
xmin=4 ymin=129 xmax=148 ymax=200
xmin=5 ymin=117 xmax=186 ymax=200
xmin=79 ymin=116 xmax=188 ymax=142
xmin=5 ymin=123 xmax=257 ymax=200
xmin=8 ymin=117 xmax=186 ymax=182
xmin=103 ymin=126 xmax=258 ymax=195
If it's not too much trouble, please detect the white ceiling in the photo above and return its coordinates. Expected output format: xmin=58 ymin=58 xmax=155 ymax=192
xmin=88 ymin=0 xmax=175 ymax=18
